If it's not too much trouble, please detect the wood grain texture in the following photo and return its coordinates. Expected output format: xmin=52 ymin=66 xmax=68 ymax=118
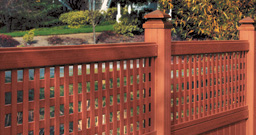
xmin=172 ymin=106 xmax=248 ymax=135
xmin=172 ymin=40 xmax=249 ymax=55
xmin=0 ymin=43 xmax=157 ymax=70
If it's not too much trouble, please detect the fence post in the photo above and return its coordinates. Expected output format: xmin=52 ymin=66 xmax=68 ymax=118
xmin=238 ymin=17 xmax=256 ymax=135
xmin=143 ymin=10 xmax=172 ymax=135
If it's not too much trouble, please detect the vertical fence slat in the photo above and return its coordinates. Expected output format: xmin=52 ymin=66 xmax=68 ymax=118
xmin=193 ymin=55 xmax=197 ymax=119
xmin=150 ymin=57 xmax=155 ymax=132
xmin=132 ymin=60 xmax=137 ymax=134
xmin=198 ymin=55 xmax=202 ymax=119
xmin=73 ymin=65 xmax=79 ymax=134
xmin=223 ymin=54 xmax=227 ymax=112
xmin=237 ymin=53 xmax=241 ymax=107
xmin=90 ymin=64 xmax=95 ymax=134
xmin=54 ymin=66 xmax=60 ymax=135
xmin=44 ymin=67 xmax=50 ymax=135
xmin=178 ymin=57 xmax=182 ymax=123
xmin=82 ymin=64 xmax=87 ymax=134
xmin=173 ymin=56 xmax=177 ymax=123
xmin=234 ymin=53 xmax=238 ymax=108
xmin=144 ymin=58 xmax=149 ymax=132
xmin=34 ymin=68 xmax=40 ymax=135
xmin=188 ymin=55 xmax=193 ymax=121
xmin=230 ymin=53 xmax=234 ymax=109
xmin=126 ymin=60 xmax=131 ymax=135
xmin=184 ymin=56 xmax=188 ymax=122
xmin=11 ymin=70 xmax=17 ymax=135
xmin=139 ymin=59 xmax=143 ymax=134
xmin=227 ymin=53 xmax=230 ymax=111
xmin=98 ymin=63 xmax=103 ymax=134
xmin=64 ymin=65 xmax=69 ymax=135
xmin=244 ymin=52 xmax=247 ymax=106
xmin=113 ymin=61 xmax=118 ymax=134
xmin=0 ymin=71 xmax=5 ymax=135
xmin=105 ymin=62 xmax=110 ymax=135
xmin=22 ymin=69 xmax=29 ymax=135
xmin=215 ymin=54 xmax=219 ymax=114
xmin=119 ymin=61 xmax=124 ymax=135
xmin=219 ymin=54 xmax=223 ymax=113
xmin=206 ymin=55 xmax=210 ymax=116
xmin=202 ymin=55 xmax=206 ymax=117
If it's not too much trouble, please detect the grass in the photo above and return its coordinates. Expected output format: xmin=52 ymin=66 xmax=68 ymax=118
xmin=2 ymin=24 xmax=114 ymax=37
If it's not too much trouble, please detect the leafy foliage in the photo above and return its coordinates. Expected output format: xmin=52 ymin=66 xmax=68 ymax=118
xmin=47 ymin=35 xmax=88 ymax=45
xmin=102 ymin=7 xmax=118 ymax=22
xmin=47 ymin=36 xmax=64 ymax=45
xmin=114 ymin=9 xmax=144 ymax=37
xmin=59 ymin=10 xmax=104 ymax=44
xmin=159 ymin=0 xmax=256 ymax=40
xmin=59 ymin=11 xmax=91 ymax=28
xmin=23 ymin=29 xmax=35 ymax=44
xmin=0 ymin=34 xmax=19 ymax=47
xmin=97 ymin=31 xmax=144 ymax=43
xmin=113 ymin=0 xmax=157 ymax=5
xmin=0 ymin=0 xmax=63 ymax=32
xmin=59 ymin=10 xmax=104 ymax=28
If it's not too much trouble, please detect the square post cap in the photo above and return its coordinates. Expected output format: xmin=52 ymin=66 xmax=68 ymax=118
xmin=144 ymin=10 xmax=171 ymax=19
xmin=239 ymin=17 xmax=255 ymax=24
xmin=238 ymin=17 xmax=255 ymax=31
xmin=143 ymin=10 xmax=172 ymax=29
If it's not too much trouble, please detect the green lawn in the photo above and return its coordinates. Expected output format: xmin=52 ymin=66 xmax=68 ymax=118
xmin=2 ymin=24 xmax=114 ymax=37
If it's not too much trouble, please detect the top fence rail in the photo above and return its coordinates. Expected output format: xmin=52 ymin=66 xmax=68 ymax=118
xmin=172 ymin=40 xmax=249 ymax=55
xmin=0 ymin=42 xmax=157 ymax=70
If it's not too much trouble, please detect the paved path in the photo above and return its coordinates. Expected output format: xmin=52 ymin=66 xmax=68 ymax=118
xmin=13 ymin=33 xmax=101 ymax=47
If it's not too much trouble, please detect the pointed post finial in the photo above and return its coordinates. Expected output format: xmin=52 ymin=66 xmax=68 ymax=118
xmin=238 ymin=17 xmax=255 ymax=31
xmin=143 ymin=10 xmax=172 ymax=29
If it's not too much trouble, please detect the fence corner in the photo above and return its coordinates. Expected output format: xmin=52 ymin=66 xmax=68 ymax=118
xmin=238 ymin=17 xmax=256 ymax=135
xmin=143 ymin=10 xmax=172 ymax=135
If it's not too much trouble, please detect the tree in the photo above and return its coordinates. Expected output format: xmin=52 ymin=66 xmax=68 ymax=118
xmin=0 ymin=0 xmax=26 ymax=32
xmin=59 ymin=10 xmax=103 ymax=44
xmin=159 ymin=0 xmax=256 ymax=40
xmin=89 ymin=10 xmax=104 ymax=44
xmin=0 ymin=0 xmax=63 ymax=32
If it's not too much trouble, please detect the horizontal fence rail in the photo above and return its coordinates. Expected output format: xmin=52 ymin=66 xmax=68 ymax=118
xmin=170 ymin=41 xmax=249 ymax=134
xmin=0 ymin=43 xmax=156 ymax=135
xmin=0 ymin=42 xmax=157 ymax=70
xmin=172 ymin=40 xmax=249 ymax=55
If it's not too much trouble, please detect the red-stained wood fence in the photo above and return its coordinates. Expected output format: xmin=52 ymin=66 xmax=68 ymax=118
xmin=0 ymin=10 xmax=256 ymax=135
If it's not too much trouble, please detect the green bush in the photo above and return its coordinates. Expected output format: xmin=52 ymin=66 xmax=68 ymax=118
xmin=159 ymin=0 xmax=256 ymax=40
xmin=23 ymin=29 xmax=35 ymax=44
xmin=114 ymin=9 xmax=143 ymax=37
xmin=59 ymin=11 xmax=91 ymax=28
xmin=0 ymin=34 xmax=19 ymax=47
xmin=103 ymin=7 xmax=117 ymax=22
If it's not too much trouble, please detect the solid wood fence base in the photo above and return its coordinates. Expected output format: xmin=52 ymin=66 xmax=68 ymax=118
xmin=171 ymin=106 xmax=248 ymax=135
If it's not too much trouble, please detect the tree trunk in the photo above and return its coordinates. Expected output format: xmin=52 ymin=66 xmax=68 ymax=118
xmin=6 ymin=17 xmax=12 ymax=32
xmin=93 ymin=23 xmax=96 ymax=44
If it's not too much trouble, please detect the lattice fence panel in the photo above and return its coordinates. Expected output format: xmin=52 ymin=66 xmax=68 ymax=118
xmin=0 ymin=57 xmax=155 ymax=135
xmin=171 ymin=52 xmax=247 ymax=125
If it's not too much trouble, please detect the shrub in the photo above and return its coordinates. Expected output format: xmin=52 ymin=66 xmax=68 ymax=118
xmin=159 ymin=0 xmax=256 ymax=40
xmin=96 ymin=31 xmax=117 ymax=43
xmin=0 ymin=34 xmax=19 ymax=47
xmin=113 ymin=7 xmax=152 ymax=37
xmin=114 ymin=10 xmax=143 ymax=37
xmin=103 ymin=7 xmax=117 ymax=22
xmin=47 ymin=36 xmax=88 ymax=45
xmin=47 ymin=35 xmax=64 ymax=45
xmin=23 ymin=29 xmax=35 ymax=45
xmin=59 ymin=11 xmax=91 ymax=28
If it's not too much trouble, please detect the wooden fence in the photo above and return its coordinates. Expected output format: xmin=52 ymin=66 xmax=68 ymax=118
xmin=0 ymin=10 xmax=256 ymax=135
